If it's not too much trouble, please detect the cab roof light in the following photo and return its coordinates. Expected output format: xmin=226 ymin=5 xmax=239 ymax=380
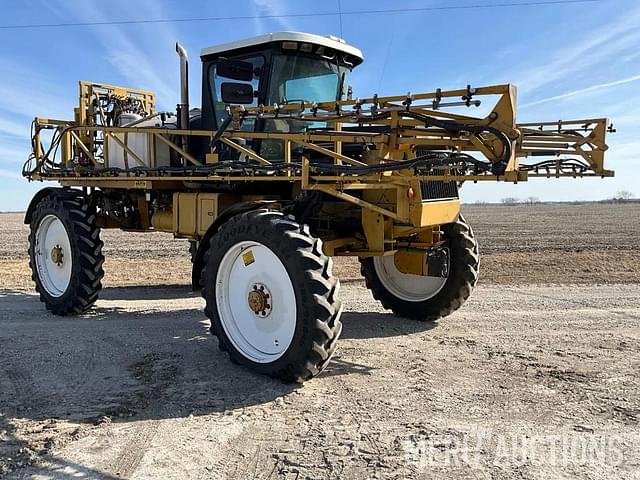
xmin=326 ymin=35 xmax=346 ymax=44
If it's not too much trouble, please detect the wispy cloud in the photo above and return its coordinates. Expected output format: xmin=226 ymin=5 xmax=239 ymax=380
xmin=43 ymin=0 xmax=181 ymax=109
xmin=0 ymin=60 xmax=71 ymax=119
xmin=251 ymin=0 xmax=294 ymax=34
xmin=0 ymin=142 xmax=29 ymax=161
xmin=0 ymin=115 xmax=30 ymax=138
xmin=506 ymin=5 xmax=640 ymax=95
xmin=0 ymin=168 xmax=21 ymax=179
xmin=0 ymin=126 xmax=31 ymax=179
xmin=520 ymin=74 xmax=640 ymax=108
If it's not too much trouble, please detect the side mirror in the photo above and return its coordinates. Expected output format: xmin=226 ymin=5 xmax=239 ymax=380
xmin=221 ymin=82 xmax=255 ymax=104
xmin=217 ymin=59 xmax=254 ymax=81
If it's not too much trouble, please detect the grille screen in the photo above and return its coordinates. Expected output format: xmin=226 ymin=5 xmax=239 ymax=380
xmin=420 ymin=180 xmax=459 ymax=200
xmin=414 ymin=149 xmax=460 ymax=200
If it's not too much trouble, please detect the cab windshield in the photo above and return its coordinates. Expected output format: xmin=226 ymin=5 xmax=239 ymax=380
xmin=267 ymin=54 xmax=348 ymax=105
xmin=261 ymin=53 xmax=350 ymax=160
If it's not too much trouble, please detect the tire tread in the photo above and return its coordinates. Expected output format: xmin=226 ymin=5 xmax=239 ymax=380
xmin=360 ymin=214 xmax=479 ymax=321
xmin=28 ymin=193 xmax=104 ymax=316
xmin=201 ymin=209 xmax=343 ymax=382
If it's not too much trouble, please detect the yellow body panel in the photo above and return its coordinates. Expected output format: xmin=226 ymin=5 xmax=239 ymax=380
xmin=165 ymin=193 xmax=237 ymax=238
xmin=411 ymin=199 xmax=460 ymax=227
xmin=394 ymin=251 xmax=428 ymax=276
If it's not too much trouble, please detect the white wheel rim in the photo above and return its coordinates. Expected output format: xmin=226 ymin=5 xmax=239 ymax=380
xmin=35 ymin=215 xmax=72 ymax=298
xmin=373 ymin=255 xmax=448 ymax=302
xmin=215 ymin=241 xmax=297 ymax=363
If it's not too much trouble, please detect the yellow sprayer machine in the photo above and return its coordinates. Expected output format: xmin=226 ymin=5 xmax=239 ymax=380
xmin=23 ymin=32 xmax=613 ymax=382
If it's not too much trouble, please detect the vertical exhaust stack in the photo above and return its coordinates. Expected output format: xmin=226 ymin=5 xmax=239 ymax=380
xmin=176 ymin=42 xmax=189 ymax=155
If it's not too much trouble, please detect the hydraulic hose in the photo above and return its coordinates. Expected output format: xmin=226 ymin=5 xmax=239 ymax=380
xmin=400 ymin=111 xmax=511 ymax=175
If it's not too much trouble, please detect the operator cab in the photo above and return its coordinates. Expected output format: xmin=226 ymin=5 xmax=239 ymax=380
xmin=199 ymin=32 xmax=364 ymax=161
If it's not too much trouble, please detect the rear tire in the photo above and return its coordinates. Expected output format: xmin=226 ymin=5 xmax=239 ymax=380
xmin=202 ymin=210 xmax=342 ymax=382
xmin=28 ymin=193 xmax=104 ymax=315
xmin=360 ymin=215 xmax=479 ymax=321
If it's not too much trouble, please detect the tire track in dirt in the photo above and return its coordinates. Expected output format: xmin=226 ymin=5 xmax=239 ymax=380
xmin=501 ymin=287 xmax=640 ymax=321
xmin=1 ymin=359 xmax=37 ymax=413
xmin=0 ymin=360 xmax=41 ymax=475
xmin=111 ymin=422 xmax=160 ymax=479
xmin=109 ymin=352 xmax=182 ymax=478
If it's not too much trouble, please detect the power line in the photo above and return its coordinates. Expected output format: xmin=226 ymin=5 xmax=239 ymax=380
xmin=377 ymin=29 xmax=395 ymax=92
xmin=0 ymin=0 xmax=604 ymax=30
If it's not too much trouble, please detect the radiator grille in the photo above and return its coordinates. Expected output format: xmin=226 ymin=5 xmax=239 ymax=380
xmin=415 ymin=149 xmax=459 ymax=200
xmin=420 ymin=180 xmax=459 ymax=200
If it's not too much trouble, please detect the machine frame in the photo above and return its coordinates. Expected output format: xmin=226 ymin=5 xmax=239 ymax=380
xmin=21 ymin=32 xmax=615 ymax=382
xmin=26 ymin=81 xmax=613 ymax=258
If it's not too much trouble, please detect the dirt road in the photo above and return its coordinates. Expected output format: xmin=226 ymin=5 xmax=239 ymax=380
xmin=2 ymin=204 xmax=639 ymax=478
xmin=2 ymin=282 xmax=639 ymax=479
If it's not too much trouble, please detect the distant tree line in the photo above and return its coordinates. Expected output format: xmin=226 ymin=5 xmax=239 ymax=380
xmin=495 ymin=191 xmax=636 ymax=205
xmin=499 ymin=197 xmax=540 ymax=205
xmin=608 ymin=190 xmax=635 ymax=203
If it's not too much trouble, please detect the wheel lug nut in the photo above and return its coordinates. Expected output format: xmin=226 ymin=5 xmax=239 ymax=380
xmin=247 ymin=283 xmax=272 ymax=318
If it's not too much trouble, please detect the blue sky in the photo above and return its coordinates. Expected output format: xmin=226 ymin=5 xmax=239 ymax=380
xmin=0 ymin=0 xmax=638 ymax=210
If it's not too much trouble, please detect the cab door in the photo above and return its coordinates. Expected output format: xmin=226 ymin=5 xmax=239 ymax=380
xmin=208 ymin=55 xmax=265 ymax=159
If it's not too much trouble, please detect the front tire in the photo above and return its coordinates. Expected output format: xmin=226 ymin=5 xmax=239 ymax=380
xmin=28 ymin=193 xmax=105 ymax=315
xmin=202 ymin=210 xmax=342 ymax=382
xmin=360 ymin=215 xmax=479 ymax=321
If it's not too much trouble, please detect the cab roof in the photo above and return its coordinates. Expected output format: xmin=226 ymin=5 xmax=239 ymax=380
xmin=200 ymin=31 xmax=364 ymax=65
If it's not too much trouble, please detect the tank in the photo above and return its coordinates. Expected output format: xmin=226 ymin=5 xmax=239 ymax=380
xmin=106 ymin=113 xmax=176 ymax=169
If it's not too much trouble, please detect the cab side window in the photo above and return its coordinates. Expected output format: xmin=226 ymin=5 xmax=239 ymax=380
xmin=210 ymin=55 xmax=264 ymax=132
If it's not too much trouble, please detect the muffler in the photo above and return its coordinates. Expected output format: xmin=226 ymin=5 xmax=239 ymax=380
xmin=176 ymin=42 xmax=189 ymax=154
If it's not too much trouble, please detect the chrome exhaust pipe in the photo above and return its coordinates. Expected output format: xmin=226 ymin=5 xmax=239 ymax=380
xmin=176 ymin=42 xmax=189 ymax=154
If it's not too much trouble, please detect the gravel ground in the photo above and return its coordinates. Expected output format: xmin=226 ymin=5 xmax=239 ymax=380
xmin=1 ymin=283 xmax=639 ymax=479
xmin=1 ymin=204 xmax=640 ymax=479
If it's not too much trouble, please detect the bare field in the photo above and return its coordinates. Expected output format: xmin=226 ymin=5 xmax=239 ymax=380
xmin=2 ymin=203 xmax=640 ymax=288
xmin=1 ymin=204 xmax=640 ymax=479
